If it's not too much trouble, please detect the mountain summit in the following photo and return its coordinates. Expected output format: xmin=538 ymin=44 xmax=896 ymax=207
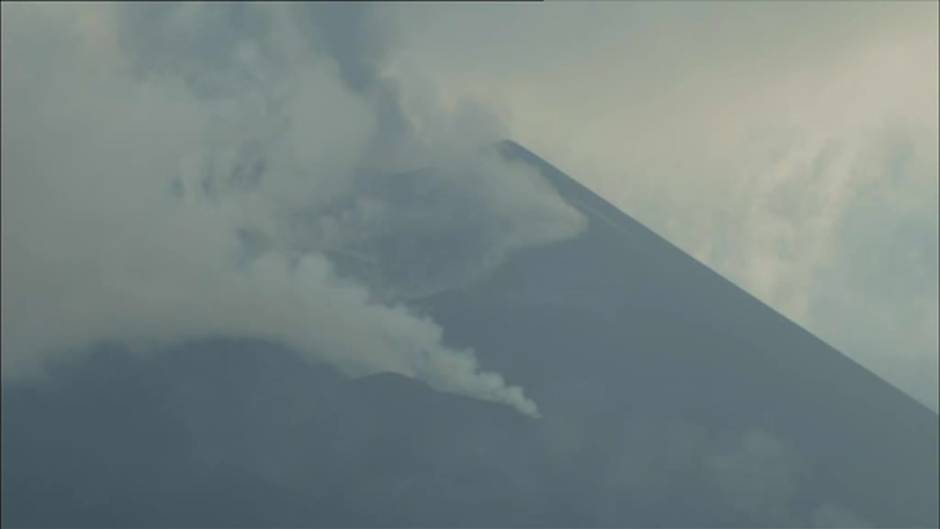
xmin=3 ymin=142 xmax=937 ymax=528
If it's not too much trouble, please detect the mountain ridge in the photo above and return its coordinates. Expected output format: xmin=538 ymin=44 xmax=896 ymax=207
xmin=494 ymin=138 xmax=937 ymax=417
xmin=2 ymin=141 xmax=937 ymax=528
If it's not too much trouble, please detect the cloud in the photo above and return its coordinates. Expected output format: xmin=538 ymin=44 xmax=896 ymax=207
xmin=290 ymin=151 xmax=587 ymax=300
xmin=0 ymin=3 xmax=586 ymax=417
xmin=392 ymin=1 xmax=940 ymax=409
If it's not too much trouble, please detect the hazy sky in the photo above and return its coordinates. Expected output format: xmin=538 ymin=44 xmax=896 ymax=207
xmin=1 ymin=2 xmax=938 ymax=411
xmin=390 ymin=1 xmax=940 ymax=409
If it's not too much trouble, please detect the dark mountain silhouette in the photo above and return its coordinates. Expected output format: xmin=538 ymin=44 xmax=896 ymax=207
xmin=3 ymin=141 xmax=937 ymax=528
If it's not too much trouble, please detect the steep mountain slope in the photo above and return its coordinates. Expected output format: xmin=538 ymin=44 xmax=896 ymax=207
xmin=2 ymin=142 xmax=937 ymax=528
xmin=419 ymin=141 xmax=938 ymax=527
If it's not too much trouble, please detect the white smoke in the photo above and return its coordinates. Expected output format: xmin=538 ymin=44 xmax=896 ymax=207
xmin=1 ymin=3 xmax=585 ymax=417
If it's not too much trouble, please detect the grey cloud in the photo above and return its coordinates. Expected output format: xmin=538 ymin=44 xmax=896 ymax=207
xmin=290 ymin=3 xmax=416 ymax=169
xmin=390 ymin=1 xmax=939 ymax=410
xmin=0 ymin=3 xmax=586 ymax=416
xmin=806 ymin=132 xmax=939 ymax=409
xmin=116 ymin=3 xmax=275 ymax=98
xmin=293 ymin=2 xmax=397 ymax=94
xmin=287 ymin=150 xmax=587 ymax=300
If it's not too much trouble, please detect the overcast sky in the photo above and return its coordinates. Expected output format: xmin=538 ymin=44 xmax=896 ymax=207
xmin=389 ymin=1 xmax=940 ymax=410
xmin=2 ymin=2 xmax=937 ymax=411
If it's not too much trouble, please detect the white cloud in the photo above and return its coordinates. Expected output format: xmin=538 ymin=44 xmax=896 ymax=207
xmin=1 ymin=3 xmax=589 ymax=417
xmin=393 ymin=1 xmax=940 ymax=409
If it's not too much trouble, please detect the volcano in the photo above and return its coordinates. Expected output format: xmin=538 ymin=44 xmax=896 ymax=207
xmin=3 ymin=141 xmax=937 ymax=528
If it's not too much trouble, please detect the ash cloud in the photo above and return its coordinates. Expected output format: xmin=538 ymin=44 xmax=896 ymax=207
xmin=0 ymin=3 xmax=585 ymax=416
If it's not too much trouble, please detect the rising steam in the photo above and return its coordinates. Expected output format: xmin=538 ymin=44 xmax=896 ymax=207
xmin=0 ymin=3 xmax=586 ymax=416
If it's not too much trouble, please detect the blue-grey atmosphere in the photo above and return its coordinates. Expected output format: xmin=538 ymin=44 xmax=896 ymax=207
xmin=1 ymin=3 xmax=937 ymax=528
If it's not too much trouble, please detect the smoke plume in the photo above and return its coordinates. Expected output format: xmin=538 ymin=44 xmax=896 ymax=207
xmin=0 ymin=3 xmax=587 ymax=417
